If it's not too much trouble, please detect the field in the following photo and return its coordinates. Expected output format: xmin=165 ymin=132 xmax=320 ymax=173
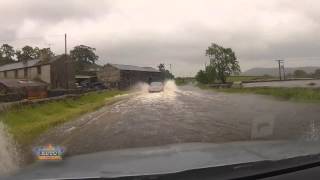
xmin=226 ymin=75 xmax=273 ymax=82
xmin=0 ymin=90 xmax=123 ymax=146
xmin=175 ymin=77 xmax=195 ymax=86
xmin=216 ymin=87 xmax=320 ymax=103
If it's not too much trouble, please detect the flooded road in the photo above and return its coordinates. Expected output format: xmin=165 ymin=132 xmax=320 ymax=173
xmin=0 ymin=123 xmax=19 ymax=175
xmin=36 ymin=82 xmax=320 ymax=156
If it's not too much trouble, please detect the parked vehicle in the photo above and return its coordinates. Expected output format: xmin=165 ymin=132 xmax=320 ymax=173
xmin=148 ymin=82 xmax=164 ymax=92
xmin=90 ymin=82 xmax=107 ymax=90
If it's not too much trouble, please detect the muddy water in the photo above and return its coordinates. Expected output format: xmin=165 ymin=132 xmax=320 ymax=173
xmin=34 ymin=81 xmax=320 ymax=157
xmin=0 ymin=123 xmax=19 ymax=176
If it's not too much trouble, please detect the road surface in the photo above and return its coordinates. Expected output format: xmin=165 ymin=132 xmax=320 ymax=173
xmin=35 ymin=82 xmax=320 ymax=157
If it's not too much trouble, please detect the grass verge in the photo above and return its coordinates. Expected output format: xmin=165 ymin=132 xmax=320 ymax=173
xmin=196 ymin=82 xmax=320 ymax=103
xmin=226 ymin=75 xmax=272 ymax=82
xmin=215 ymin=87 xmax=320 ymax=103
xmin=0 ymin=90 xmax=124 ymax=146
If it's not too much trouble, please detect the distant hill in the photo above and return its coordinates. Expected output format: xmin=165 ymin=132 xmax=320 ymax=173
xmin=242 ymin=66 xmax=320 ymax=76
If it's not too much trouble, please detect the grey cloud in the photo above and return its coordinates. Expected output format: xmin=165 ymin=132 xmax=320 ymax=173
xmin=2 ymin=0 xmax=320 ymax=76
xmin=0 ymin=0 xmax=109 ymax=23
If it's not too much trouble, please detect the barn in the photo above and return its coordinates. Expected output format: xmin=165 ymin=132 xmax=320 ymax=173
xmin=97 ymin=64 xmax=163 ymax=89
xmin=0 ymin=55 xmax=75 ymax=89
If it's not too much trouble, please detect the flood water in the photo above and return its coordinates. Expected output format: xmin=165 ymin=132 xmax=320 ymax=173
xmin=0 ymin=123 xmax=19 ymax=176
xmin=35 ymin=81 xmax=320 ymax=157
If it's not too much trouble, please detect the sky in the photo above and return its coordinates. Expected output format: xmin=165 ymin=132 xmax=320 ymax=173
xmin=0 ymin=0 xmax=320 ymax=76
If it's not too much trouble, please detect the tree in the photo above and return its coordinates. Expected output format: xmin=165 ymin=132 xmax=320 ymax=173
xmin=158 ymin=63 xmax=165 ymax=71
xmin=0 ymin=44 xmax=15 ymax=65
xmin=16 ymin=45 xmax=39 ymax=61
xmin=157 ymin=63 xmax=174 ymax=79
xmin=70 ymin=45 xmax=99 ymax=73
xmin=39 ymin=48 xmax=54 ymax=60
xmin=314 ymin=69 xmax=320 ymax=77
xmin=293 ymin=69 xmax=307 ymax=77
xmin=195 ymin=70 xmax=208 ymax=84
xmin=205 ymin=64 xmax=217 ymax=83
xmin=205 ymin=43 xmax=240 ymax=83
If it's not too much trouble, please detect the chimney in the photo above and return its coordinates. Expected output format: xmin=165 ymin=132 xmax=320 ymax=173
xmin=40 ymin=50 xmax=50 ymax=62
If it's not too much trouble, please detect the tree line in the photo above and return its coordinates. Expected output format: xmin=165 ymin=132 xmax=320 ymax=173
xmin=0 ymin=44 xmax=99 ymax=74
xmin=0 ymin=44 xmax=55 ymax=65
xmin=291 ymin=69 xmax=320 ymax=78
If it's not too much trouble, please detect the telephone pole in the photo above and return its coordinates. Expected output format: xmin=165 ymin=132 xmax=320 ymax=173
xmin=64 ymin=33 xmax=68 ymax=89
xmin=64 ymin=33 xmax=67 ymax=55
xmin=275 ymin=60 xmax=285 ymax=80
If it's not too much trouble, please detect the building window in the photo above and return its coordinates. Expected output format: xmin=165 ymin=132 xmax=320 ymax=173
xmin=24 ymin=68 xmax=28 ymax=78
xmin=4 ymin=71 xmax=7 ymax=78
xmin=14 ymin=70 xmax=18 ymax=78
xmin=37 ymin=66 xmax=41 ymax=75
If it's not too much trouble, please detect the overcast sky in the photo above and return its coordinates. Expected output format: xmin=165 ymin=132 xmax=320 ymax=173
xmin=1 ymin=0 xmax=320 ymax=76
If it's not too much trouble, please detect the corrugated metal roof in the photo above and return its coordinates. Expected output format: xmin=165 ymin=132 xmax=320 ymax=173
xmin=0 ymin=55 xmax=64 ymax=72
xmin=0 ymin=79 xmax=47 ymax=88
xmin=109 ymin=64 xmax=160 ymax=72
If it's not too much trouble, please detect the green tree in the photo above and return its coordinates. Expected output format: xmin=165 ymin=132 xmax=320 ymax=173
xmin=157 ymin=63 xmax=174 ymax=79
xmin=205 ymin=43 xmax=240 ymax=83
xmin=16 ymin=45 xmax=39 ymax=61
xmin=293 ymin=69 xmax=307 ymax=77
xmin=195 ymin=70 xmax=208 ymax=84
xmin=70 ymin=45 xmax=99 ymax=73
xmin=39 ymin=48 xmax=54 ymax=60
xmin=158 ymin=63 xmax=165 ymax=71
xmin=16 ymin=46 xmax=55 ymax=61
xmin=314 ymin=69 xmax=320 ymax=77
xmin=0 ymin=44 xmax=15 ymax=65
xmin=205 ymin=64 xmax=217 ymax=83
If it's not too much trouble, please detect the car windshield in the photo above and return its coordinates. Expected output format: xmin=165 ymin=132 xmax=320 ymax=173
xmin=150 ymin=82 xmax=162 ymax=86
xmin=1 ymin=0 xmax=320 ymax=179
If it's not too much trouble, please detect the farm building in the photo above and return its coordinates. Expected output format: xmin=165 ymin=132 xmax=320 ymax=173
xmin=0 ymin=79 xmax=47 ymax=101
xmin=0 ymin=55 xmax=75 ymax=89
xmin=97 ymin=64 xmax=163 ymax=89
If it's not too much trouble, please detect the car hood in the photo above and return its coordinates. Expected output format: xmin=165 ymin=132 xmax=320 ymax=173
xmin=4 ymin=140 xmax=320 ymax=180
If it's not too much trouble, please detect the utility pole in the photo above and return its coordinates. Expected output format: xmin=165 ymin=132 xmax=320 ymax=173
xmin=282 ymin=65 xmax=286 ymax=80
xmin=64 ymin=33 xmax=68 ymax=89
xmin=64 ymin=33 xmax=67 ymax=55
xmin=275 ymin=60 xmax=284 ymax=80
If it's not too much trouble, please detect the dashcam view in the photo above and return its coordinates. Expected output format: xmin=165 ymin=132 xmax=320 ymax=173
xmin=1 ymin=1 xmax=320 ymax=180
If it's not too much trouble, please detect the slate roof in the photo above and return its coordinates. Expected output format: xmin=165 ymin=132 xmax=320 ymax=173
xmin=0 ymin=55 xmax=64 ymax=72
xmin=109 ymin=64 xmax=160 ymax=72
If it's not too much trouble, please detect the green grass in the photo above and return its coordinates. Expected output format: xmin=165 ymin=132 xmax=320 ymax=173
xmin=226 ymin=76 xmax=272 ymax=82
xmin=175 ymin=77 xmax=195 ymax=86
xmin=0 ymin=90 xmax=123 ymax=146
xmin=215 ymin=87 xmax=320 ymax=103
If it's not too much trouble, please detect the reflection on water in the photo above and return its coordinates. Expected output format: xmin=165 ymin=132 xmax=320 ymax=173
xmin=0 ymin=123 xmax=19 ymax=175
xmin=251 ymin=115 xmax=275 ymax=139
xmin=304 ymin=119 xmax=320 ymax=141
